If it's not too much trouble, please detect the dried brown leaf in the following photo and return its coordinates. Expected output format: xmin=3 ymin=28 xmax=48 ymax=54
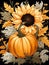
xmin=0 ymin=20 xmax=2 ymax=24
xmin=38 ymin=41 xmax=44 ymax=48
xmin=40 ymin=54 xmax=49 ymax=63
xmin=0 ymin=12 xmax=12 ymax=20
xmin=1 ymin=52 xmax=16 ymax=64
xmin=32 ymin=52 xmax=42 ymax=64
xmin=40 ymin=49 xmax=49 ymax=63
xmin=46 ymin=33 xmax=49 ymax=36
xmin=40 ymin=49 xmax=49 ymax=55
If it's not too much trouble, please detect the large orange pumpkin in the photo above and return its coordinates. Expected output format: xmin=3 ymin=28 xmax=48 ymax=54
xmin=8 ymin=32 xmax=38 ymax=58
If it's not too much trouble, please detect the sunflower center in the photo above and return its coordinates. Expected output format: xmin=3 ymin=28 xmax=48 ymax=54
xmin=21 ymin=14 xmax=35 ymax=26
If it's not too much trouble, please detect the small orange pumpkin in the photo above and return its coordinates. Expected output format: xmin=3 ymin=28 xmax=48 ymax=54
xmin=8 ymin=32 xmax=38 ymax=58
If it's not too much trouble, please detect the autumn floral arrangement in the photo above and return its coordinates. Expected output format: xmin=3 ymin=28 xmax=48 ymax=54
xmin=0 ymin=0 xmax=49 ymax=65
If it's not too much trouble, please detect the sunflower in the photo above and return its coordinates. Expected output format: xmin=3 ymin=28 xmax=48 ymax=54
xmin=11 ymin=4 xmax=43 ymax=32
xmin=10 ymin=3 xmax=48 ymax=35
xmin=3 ymin=2 xmax=49 ymax=35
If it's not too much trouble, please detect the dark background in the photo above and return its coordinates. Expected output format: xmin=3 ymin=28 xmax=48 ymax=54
xmin=0 ymin=0 xmax=49 ymax=65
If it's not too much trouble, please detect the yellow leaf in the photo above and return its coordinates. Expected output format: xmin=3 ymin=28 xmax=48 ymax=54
xmin=0 ymin=46 xmax=5 ymax=49
xmin=2 ymin=21 xmax=12 ymax=28
xmin=0 ymin=38 xmax=3 ymax=41
xmin=38 ymin=26 xmax=48 ymax=36
xmin=15 ymin=2 xmax=19 ymax=5
xmin=4 ymin=2 xmax=8 ymax=8
xmin=35 ymin=22 xmax=43 ymax=28
xmin=42 ymin=15 xmax=49 ymax=20
xmin=4 ymin=2 xmax=14 ymax=13
xmin=43 ymin=10 xmax=49 ymax=14
xmin=40 ymin=36 xmax=49 ymax=47
xmin=44 ymin=4 xmax=48 ymax=6
xmin=0 ymin=50 xmax=6 ymax=54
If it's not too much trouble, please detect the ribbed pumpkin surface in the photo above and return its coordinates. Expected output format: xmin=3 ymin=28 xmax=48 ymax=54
xmin=8 ymin=33 xmax=38 ymax=58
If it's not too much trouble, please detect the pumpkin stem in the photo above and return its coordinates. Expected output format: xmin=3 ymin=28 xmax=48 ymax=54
xmin=17 ymin=23 xmax=26 ymax=37
xmin=34 ymin=25 xmax=39 ymax=39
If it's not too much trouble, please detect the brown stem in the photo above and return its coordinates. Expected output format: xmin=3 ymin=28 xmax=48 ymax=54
xmin=17 ymin=23 xmax=25 ymax=37
xmin=34 ymin=25 xmax=39 ymax=39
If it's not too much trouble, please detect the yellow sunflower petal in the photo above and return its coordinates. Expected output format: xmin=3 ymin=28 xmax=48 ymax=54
xmin=2 ymin=21 xmax=12 ymax=28
xmin=14 ymin=24 xmax=20 ymax=29
xmin=40 ymin=36 xmax=49 ymax=47
xmin=12 ymin=12 xmax=21 ymax=19
xmin=17 ymin=6 xmax=22 ymax=11
xmin=30 ymin=10 xmax=35 ymax=16
xmin=31 ymin=5 xmax=35 ymax=10
xmin=11 ymin=17 xmax=16 ymax=21
xmin=15 ymin=8 xmax=23 ymax=16
xmin=35 ymin=12 xmax=43 ymax=22
xmin=26 ymin=4 xmax=31 ymax=13
xmin=21 ymin=26 xmax=36 ymax=34
xmin=30 ymin=5 xmax=35 ymax=15
xmin=38 ymin=26 xmax=48 ymax=36
xmin=26 ymin=4 xmax=30 ymax=10
xmin=12 ymin=20 xmax=22 ymax=24
xmin=21 ymin=5 xmax=26 ymax=14
xmin=35 ymin=17 xmax=43 ymax=23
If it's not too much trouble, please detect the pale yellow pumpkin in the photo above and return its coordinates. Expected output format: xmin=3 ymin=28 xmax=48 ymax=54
xmin=8 ymin=32 xmax=38 ymax=58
